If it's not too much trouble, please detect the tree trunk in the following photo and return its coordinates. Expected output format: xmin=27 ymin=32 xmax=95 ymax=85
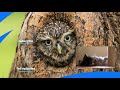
xmin=9 ymin=12 xmax=113 ymax=78
xmin=105 ymin=12 xmax=120 ymax=71
xmin=108 ymin=46 xmax=116 ymax=66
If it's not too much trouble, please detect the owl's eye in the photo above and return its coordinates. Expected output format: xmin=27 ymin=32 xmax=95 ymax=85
xmin=64 ymin=35 xmax=71 ymax=42
xmin=45 ymin=40 xmax=52 ymax=46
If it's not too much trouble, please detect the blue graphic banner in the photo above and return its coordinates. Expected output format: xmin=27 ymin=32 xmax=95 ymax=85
xmin=0 ymin=12 xmax=13 ymax=22
xmin=62 ymin=72 xmax=120 ymax=78
xmin=0 ymin=30 xmax=13 ymax=43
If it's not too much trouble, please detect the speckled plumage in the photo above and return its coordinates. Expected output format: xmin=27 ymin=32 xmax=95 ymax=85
xmin=34 ymin=20 xmax=77 ymax=68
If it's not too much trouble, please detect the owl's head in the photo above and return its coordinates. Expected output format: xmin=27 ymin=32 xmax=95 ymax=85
xmin=34 ymin=21 xmax=77 ymax=68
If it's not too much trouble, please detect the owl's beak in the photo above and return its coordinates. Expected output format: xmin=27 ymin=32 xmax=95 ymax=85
xmin=57 ymin=44 xmax=62 ymax=54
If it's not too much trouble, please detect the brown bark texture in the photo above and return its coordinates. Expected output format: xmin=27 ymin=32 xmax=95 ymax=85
xmin=105 ymin=12 xmax=120 ymax=71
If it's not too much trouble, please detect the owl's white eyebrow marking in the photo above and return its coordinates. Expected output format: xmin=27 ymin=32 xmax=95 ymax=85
xmin=61 ymin=30 xmax=74 ymax=40
xmin=40 ymin=36 xmax=51 ymax=40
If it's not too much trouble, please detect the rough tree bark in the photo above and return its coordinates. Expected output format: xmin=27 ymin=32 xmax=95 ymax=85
xmin=9 ymin=12 xmax=113 ymax=78
xmin=105 ymin=12 xmax=120 ymax=71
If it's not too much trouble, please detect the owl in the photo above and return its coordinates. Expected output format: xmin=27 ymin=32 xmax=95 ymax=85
xmin=33 ymin=17 xmax=77 ymax=68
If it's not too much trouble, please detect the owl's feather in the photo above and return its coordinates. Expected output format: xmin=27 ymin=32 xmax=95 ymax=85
xmin=34 ymin=20 xmax=77 ymax=67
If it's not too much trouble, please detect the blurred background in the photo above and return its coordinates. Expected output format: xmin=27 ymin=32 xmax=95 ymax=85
xmin=0 ymin=12 xmax=26 ymax=78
